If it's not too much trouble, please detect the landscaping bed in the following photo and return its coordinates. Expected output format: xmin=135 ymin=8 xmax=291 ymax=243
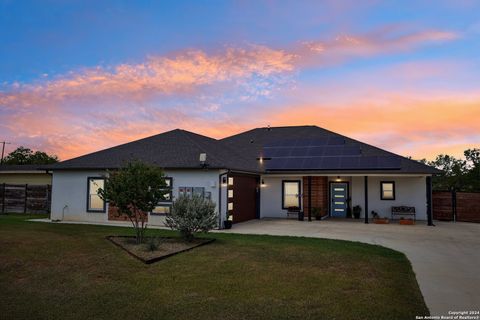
xmin=107 ymin=236 xmax=215 ymax=264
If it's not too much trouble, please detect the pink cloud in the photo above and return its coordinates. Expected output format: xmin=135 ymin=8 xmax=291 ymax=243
xmin=0 ymin=27 xmax=464 ymax=160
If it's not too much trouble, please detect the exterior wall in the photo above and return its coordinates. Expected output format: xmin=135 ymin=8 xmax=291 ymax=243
xmin=51 ymin=170 xmax=108 ymax=223
xmin=0 ymin=172 xmax=52 ymax=185
xmin=260 ymin=175 xmax=303 ymax=218
xmin=51 ymin=169 xmax=223 ymax=226
xmin=259 ymin=175 xmax=427 ymax=220
xmin=149 ymin=170 xmax=222 ymax=226
xmin=351 ymin=176 xmax=427 ymax=220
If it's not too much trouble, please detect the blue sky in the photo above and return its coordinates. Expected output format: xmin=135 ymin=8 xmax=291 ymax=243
xmin=0 ymin=0 xmax=479 ymax=159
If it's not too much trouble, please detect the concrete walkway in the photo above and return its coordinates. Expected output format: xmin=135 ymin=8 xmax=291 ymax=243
xmin=219 ymin=219 xmax=480 ymax=316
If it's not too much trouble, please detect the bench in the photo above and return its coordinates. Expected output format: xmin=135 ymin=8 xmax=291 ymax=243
xmin=391 ymin=206 xmax=416 ymax=221
xmin=287 ymin=206 xmax=301 ymax=219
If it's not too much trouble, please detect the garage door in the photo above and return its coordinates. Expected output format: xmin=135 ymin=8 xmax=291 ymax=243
xmin=228 ymin=174 xmax=259 ymax=223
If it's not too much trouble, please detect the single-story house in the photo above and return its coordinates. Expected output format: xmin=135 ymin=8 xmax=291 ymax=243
xmin=49 ymin=125 xmax=440 ymax=227
xmin=0 ymin=165 xmax=52 ymax=185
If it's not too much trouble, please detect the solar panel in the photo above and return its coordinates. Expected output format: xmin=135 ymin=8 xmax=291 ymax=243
xmin=264 ymin=137 xmax=341 ymax=148
xmin=262 ymin=137 xmax=400 ymax=171
xmin=328 ymin=137 xmax=345 ymax=145
xmin=321 ymin=157 xmax=341 ymax=169
xmin=340 ymin=157 xmax=359 ymax=169
xmin=264 ymin=155 xmax=401 ymax=171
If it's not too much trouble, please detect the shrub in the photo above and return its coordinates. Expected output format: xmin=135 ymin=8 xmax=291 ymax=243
xmin=165 ymin=195 xmax=217 ymax=242
xmin=145 ymin=237 xmax=163 ymax=252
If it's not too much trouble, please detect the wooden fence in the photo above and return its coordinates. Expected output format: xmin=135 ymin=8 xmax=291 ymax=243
xmin=0 ymin=183 xmax=51 ymax=214
xmin=433 ymin=191 xmax=480 ymax=223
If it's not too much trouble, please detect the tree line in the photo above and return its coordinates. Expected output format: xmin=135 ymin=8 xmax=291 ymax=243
xmin=417 ymin=148 xmax=480 ymax=192
xmin=1 ymin=146 xmax=59 ymax=165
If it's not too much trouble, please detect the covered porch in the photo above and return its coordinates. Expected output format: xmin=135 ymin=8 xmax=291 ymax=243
xmin=259 ymin=174 xmax=434 ymax=225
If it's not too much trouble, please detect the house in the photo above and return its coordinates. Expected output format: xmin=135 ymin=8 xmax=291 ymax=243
xmin=0 ymin=165 xmax=52 ymax=185
xmin=49 ymin=126 xmax=440 ymax=227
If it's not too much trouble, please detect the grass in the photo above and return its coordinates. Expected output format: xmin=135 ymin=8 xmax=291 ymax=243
xmin=0 ymin=215 xmax=428 ymax=320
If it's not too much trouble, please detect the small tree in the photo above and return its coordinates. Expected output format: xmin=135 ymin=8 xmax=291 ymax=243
xmin=165 ymin=195 xmax=217 ymax=242
xmin=98 ymin=161 xmax=168 ymax=244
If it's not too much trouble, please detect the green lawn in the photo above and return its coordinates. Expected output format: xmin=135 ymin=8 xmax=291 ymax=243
xmin=0 ymin=215 xmax=428 ymax=320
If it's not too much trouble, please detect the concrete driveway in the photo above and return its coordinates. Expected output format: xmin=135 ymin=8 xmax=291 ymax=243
xmin=219 ymin=219 xmax=480 ymax=315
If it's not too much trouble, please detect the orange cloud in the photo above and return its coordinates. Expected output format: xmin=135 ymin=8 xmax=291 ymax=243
xmin=262 ymin=91 xmax=480 ymax=160
xmin=0 ymin=27 xmax=464 ymax=160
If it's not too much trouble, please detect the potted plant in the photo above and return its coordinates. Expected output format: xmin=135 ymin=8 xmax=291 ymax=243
xmin=399 ymin=217 xmax=415 ymax=225
xmin=372 ymin=211 xmax=389 ymax=224
xmin=223 ymin=212 xmax=232 ymax=229
xmin=311 ymin=207 xmax=322 ymax=220
xmin=353 ymin=205 xmax=362 ymax=219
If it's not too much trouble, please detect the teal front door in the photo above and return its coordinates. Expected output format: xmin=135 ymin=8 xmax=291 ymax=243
xmin=330 ymin=182 xmax=348 ymax=217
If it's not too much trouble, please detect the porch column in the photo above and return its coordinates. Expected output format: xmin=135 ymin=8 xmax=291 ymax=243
xmin=364 ymin=176 xmax=369 ymax=224
xmin=426 ymin=176 xmax=434 ymax=226
xmin=307 ymin=176 xmax=312 ymax=221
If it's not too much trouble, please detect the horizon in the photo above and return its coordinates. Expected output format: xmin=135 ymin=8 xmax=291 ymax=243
xmin=1 ymin=1 xmax=479 ymax=161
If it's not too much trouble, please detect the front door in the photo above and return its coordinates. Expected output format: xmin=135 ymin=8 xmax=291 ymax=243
xmin=330 ymin=182 xmax=348 ymax=217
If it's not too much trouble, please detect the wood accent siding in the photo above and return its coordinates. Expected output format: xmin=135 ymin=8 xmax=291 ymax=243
xmin=302 ymin=176 xmax=328 ymax=217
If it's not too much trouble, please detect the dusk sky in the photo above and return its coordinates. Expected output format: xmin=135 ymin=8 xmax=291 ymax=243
xmin=1 ymin=0 xmax=479 ymax=161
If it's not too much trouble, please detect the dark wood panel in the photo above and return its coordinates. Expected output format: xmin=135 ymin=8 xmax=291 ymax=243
xmin=231 ymin=175 xmax=258 ymax=223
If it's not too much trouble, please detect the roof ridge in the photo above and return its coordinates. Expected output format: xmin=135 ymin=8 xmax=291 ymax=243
xmin=178 ymin=129 xmax=227 ymax=167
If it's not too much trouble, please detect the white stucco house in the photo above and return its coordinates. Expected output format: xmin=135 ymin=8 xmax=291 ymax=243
xmin=49 ymin=125 xmax=440 ymax=227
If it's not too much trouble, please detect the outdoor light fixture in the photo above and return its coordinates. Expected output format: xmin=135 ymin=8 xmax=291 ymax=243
xmin=261 ymin=179 xmax=265 ymax=186
xmin=222 ymin=176 xmax=227 ymax=185
xmin=336 ymin=176 xmax=342 ymax=182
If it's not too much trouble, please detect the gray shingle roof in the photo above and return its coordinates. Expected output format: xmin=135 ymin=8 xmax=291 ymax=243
xmin=49 ymin=125 xmax=440 ymax=174
xmin=48 ymin=129 xmax=260 ymax=172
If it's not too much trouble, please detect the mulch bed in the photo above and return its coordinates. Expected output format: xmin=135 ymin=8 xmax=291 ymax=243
xmin=107 ymin=236 xmax=215 ymax=264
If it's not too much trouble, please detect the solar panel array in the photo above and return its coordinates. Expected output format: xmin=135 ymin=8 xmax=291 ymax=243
xmin=262 ymin=138 xmax=401 ymax=171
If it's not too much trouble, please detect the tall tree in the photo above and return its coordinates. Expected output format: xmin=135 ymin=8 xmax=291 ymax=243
xmin=2 ymin=146 xmax=59 ymax=165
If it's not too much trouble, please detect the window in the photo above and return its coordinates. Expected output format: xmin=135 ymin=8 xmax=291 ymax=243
xmin=282 ymin=180 xmax=301 ymax=209
xmin=151 ymin=204 xmax=171 ymax=215
xmin=228 ymin=189 xmax=233 ymax=198
xmin=381 ymin=181 xmax=395 ymax=200
xmin=151 ymin=177 xmax=173 ymax=215
xmin=87 ymin=177 xmax=106 ymax=212
xmin=162 ymin=178 xmax=173 ymax=201
xmin=228 ymin=177 xmax=234 ymax=185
